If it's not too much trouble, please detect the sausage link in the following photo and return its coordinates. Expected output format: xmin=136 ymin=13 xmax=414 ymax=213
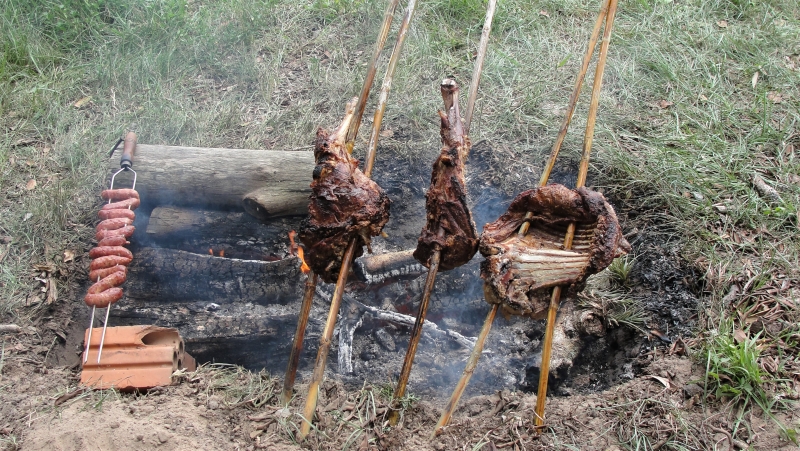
xmin=101 ymin=189 xmax=140 ymax=201
xmin=95 ymin=225 xmax=135 ymax=242
xmin=98 ymin=209 xmax=136 ymax=221
xmin=90 ymin=255 xmax=132 ymax=271
xmin=101 ymin=198 xmax=140 ymax=211
xmin=84 ymin=288 xmax=123 ymax=308
xmin=97 ymin=236 xmax=130 ymax=247
xmin=89 ymin=246 xmax=133 ymax=260
xmin=89 ymin=265 xmax=127 ymax=282
xmin=88 ymin=270 xmax=127 ymax=294
xmin=96 ymin=218 xmax=132 ymax=231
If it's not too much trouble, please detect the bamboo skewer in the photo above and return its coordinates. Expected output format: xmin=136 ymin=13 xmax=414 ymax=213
xmin=534 ymin=0 xmax=618 ymax=429
xmin=298 ymin=0 xmax=418 ymax=441
xmin=345 ymin=0 xmax=402 ymax=151
xmin=389 ymin=0 xmax=497 ymax=426
xmin=431 ymin=303 xmax=498 ymax=438
xmin=281 ymin=273 xmax=318 ymax=405
xmin=433 ymin=0 xmax=619 ymax=437
xmin=363 ymin=0 xmax=418 ymax=176
xmin=387 ymin=243 xmax=440 ymax=426
xmin=464 ymin=0 xmax=498 ymax=136
xmin=281 ymin=0 xmax=401 ymax=406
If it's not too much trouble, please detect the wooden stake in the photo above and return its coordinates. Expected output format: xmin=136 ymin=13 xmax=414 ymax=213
xmin=534 ymin=0 xmax=619 ymax=430
xmin=388 ymin=245 xmax=440 ymax=426
xmin=391 ymin=0 xmax=496 ymax=425
xmin=281 ymin=272 xmax=318 ymax=405
xmin=463 ymin=0 xmax=497 ymax=135
xmin=363 ymin=0 xmax=418 ymax=176
xmin=345 ymin=0 xmax=402 ymax=151
xmin=298 ymin=241 xmax=357 ymax=440
xmin=298 ymin=0 xmax=418 ymax=439
xmin=283 ymin=0 xmax=404 ymax=413
xmin=539 ymin=0 xmax=611 ymax=187
xmin=431 ymin=303 xmax=498 ymax=438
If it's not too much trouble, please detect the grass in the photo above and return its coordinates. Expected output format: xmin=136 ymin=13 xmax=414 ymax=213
xmin=1 ymin=0 xmax=799 ymax=446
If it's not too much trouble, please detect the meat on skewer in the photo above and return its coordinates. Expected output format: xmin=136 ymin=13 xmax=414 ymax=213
xmin=480 ymin=184 xmax=630 ymax=319
xmin=84 ymin=188 xmax=139 ymax=310
xmin=413 ymin=79 xmax=479 ymax=270
xmin=299 ymin=98 xmax=391 ymax=283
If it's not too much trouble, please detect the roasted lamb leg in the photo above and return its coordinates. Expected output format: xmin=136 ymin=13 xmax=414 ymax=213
xmin=413 ymin=79 xmax=479 ymax=271
xmin=480 ymin=184 xmax=630 ymax=319
xmin=299 ymin=98 xmax=391 ymax=283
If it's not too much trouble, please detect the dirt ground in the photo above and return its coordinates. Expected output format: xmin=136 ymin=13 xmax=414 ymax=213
xmin=1 ymin=338 xmax=797 ymax=451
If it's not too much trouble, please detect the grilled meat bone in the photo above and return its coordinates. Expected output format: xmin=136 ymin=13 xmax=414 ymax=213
xmin=299 ymin=98 xmax=391 ymax=283
xmin=413 ymin=80 xmax=479 ymax=270
xmin=480 ymin=184 xmax=630 ymax=319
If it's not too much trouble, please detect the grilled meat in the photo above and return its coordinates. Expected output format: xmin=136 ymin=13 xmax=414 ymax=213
xmin=299 ymin=98 xmax=391 ymax=283
xmin=413 ymin=79 xmax=479 ymax=270
xmin=480 ymin=184 xmax=630 ymax=319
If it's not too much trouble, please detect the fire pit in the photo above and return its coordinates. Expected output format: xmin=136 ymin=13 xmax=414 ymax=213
xmin=94 ymin=140 xmax=695 ymax=398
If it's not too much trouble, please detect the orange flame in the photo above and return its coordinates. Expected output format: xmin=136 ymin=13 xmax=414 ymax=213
xmin=297 ymin=247 xmax=311 ymax=274
xmin=289 ymin=231 xmax=311 ymax=274
xmin=209 ymin=248 xmax=213 ymax=255
xmin=219 ymin=250 xmax=225 ymax=258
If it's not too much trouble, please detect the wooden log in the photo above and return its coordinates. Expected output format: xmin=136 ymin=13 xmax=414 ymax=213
xmin=109 ymin=144 xmax=314 ymax=219
xmin=109 ymin=300 xmax=324 ymax=372
xmin=145 ymin=206 xmax=296 ymax=246
xmin=124 ymin=247 xmax=303 ymax=305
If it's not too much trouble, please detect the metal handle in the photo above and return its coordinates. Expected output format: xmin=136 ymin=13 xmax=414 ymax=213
xmin=120 ymin=132 xmax=137 ymax=169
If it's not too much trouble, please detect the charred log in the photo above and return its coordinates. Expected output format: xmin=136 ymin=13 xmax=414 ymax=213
xmin=123 ymin=247 xmax=303 ymax=305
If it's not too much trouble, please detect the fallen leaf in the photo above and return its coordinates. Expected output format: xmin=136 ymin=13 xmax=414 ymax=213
xmin=751 ymin=71 xmax=759 ymax=89
xmin=63 ymin=250 xmax=75 ymax=263
xmin=25 ymin=179 xmax=36 ymax=190
xmin=539 ymin=10 xmax=549 ymax=17
xmin=380 ymin=128 xmax=394 ymax=138
xmin=658 ymin=99 xmax=673 ymax=109
xmin=733 ymin=329 xmax=747 ymax=343
xmin=646 ymin=375 xmax=672 ymax=389
xmin=716 ymin=20 xmax=728 ymax=28
xmin=73 ymin=96 xmax=92 ymax=108
xmin=766 ymin=91 xmax=783 ymax=103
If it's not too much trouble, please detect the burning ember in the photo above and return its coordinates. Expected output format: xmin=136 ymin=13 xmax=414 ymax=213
xmin=288 ymin=231 xmax=311 ymax=274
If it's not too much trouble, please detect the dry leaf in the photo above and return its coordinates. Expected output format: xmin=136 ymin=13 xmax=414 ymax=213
xmin=539 ymin=10 xmax=550 ymax=17
xmin=751 ymin=71 xmax=759 ymax=89
xmin=63 ymin=250 xmax=75 ymax=263
xmin=25 ymin=179 xmax=37 ymax=190
xmin=766 ymin=91 xmax=783 ymax=103
xmin=658 ymin=99 xmax=673 ymax=109
xmin=716 ymin=20 xmax=728 ymax=28
xmin=733 ymin=329 xmax=747 ymax=343
xmin=646 ymin=375 xmax=672 ymax=389
xmin=73 ymin=96 xmax=92 ymax=108
xmin=380 ymin=129 xmax=394 ymax=138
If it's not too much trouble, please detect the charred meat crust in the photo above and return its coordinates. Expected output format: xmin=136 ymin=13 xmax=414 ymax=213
xmin=299 ymin=98 xmax=391 ymax=283
xmin=480 ymin=184 xmax=630 ymax=319
xmin=413 ymin=80 xmax=479 ymax=271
